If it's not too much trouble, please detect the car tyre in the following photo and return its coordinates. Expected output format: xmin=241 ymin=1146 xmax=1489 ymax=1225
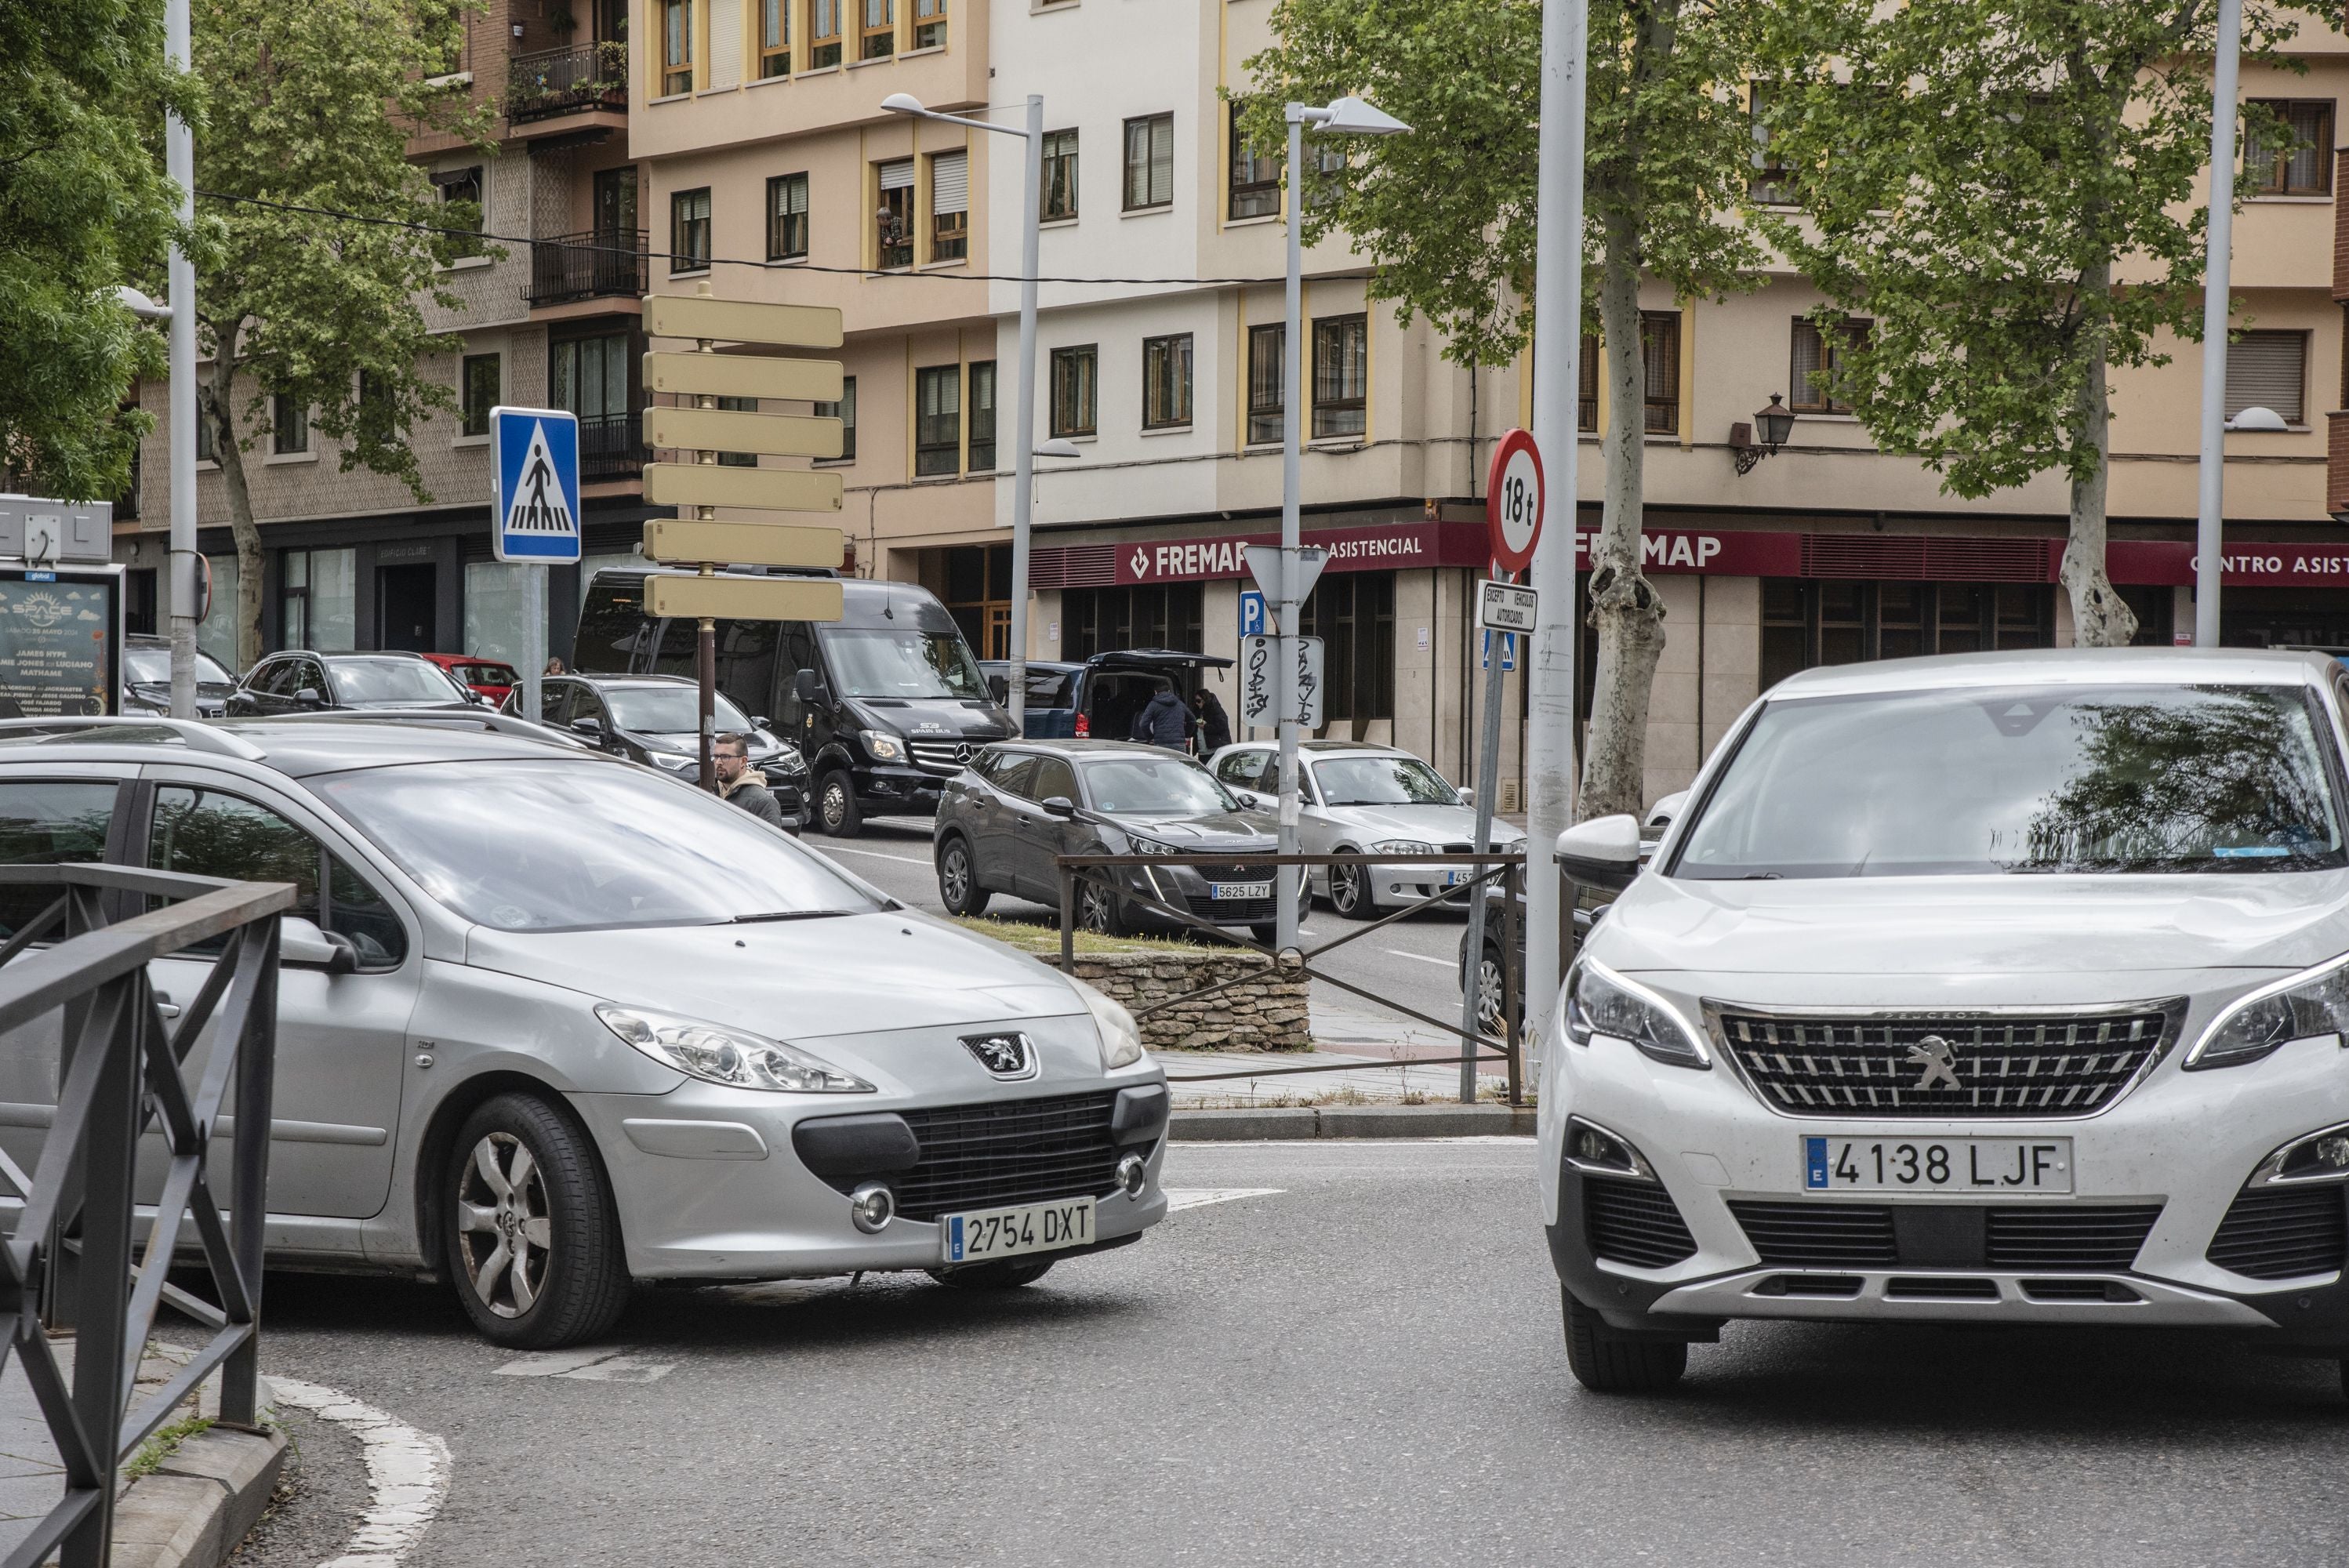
xmin=1473 ymin=942 xmax=1509 ymax=1036
xmin=936 ymin=833 xmax=991 ymax=916
xmin=1331 ymin=861 xmax=1378 ymax=921
xmin=928 ymin=1258 xmax=1056 ymax=1290
xmin=1561 ymin=1288 xmax=1687 ymax=1393
xmin=1251 ymin=923 xmax=1279 ymax=948
xmin=445 ymin=1093 xmax=632 ymax=1349
xmin=815 ymin=769 xmax=862 ymax=837
xmin=1079 ymin=879 xmax=1129 ymax=938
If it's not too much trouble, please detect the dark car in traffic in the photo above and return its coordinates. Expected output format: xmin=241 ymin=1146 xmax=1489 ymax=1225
xmin=509 ymin=673 xmax=809 ymax=822
xmin=120 ymin=634 xmax=237 ymax=719
xmin=227 ymin=650 xmax=480 ymax=717
xmin=934 ymin=739 xmax=1281 ymax=943
xmin=980 ymin=650 xmax=1234 ymax=741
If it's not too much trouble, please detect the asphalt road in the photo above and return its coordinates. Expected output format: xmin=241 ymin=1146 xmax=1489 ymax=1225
xmin=816 ymin=817 xmax=1484 ymax=1055
xmin=231 ymin=1140 xmax=2348 ymax=1568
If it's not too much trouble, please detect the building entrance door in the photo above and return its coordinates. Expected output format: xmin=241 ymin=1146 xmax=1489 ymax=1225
xmin=378 ymin=564 xmax=437 ymax=652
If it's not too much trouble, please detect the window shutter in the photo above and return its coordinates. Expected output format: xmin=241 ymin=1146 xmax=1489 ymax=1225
xmin=931 ymin=151 xmax=968 ymax=215
xmin=879 ymin=159 xmax=915 ymax=191
xmin=2224 ymin=331 xmax=2306 ymax=423
xmin=1790 ymin=320 xmax=1827 ymax=412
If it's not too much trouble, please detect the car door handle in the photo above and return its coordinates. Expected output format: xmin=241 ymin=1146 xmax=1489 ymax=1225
xmin=154 ymin=992 xmax=182 ymax=1019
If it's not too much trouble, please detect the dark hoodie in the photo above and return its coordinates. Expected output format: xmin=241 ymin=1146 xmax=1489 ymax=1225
xmin=1131 ymin=688 xmax=1192 ymax=750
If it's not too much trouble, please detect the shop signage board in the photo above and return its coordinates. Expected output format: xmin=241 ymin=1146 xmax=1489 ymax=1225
xmin=2103 ymin=539 xmax=2349 ymax=587
xmin=1240 ymin=634 xmax=1324 ymax=728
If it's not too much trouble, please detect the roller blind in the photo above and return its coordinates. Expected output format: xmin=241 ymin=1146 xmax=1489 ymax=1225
xmin=931 ymin=151 xmax=968 ymax=215
xmin=878 ymin=158 xmax=914 ymax=191
xmin=2225 ymin=331 xmax=2306 ymax=423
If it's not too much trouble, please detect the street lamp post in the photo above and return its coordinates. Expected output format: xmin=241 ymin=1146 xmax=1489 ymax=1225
xmin=883 ymin=91 xmax=1044 ymax=731
xmin=2194 ymin=0 xmax=2247 ymax=647
xmin=1275 ymin=96 xmax=1409 ymax=955
xmin=165 ymin=0 xmax=198 ymax=717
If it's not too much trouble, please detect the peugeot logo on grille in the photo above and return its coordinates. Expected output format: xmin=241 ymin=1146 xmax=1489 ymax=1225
xmin=954 ymin=741 xmax=974 ymax=764
xmin=1906 ymin=1034 xmax=1962 ymax=1091
xmin=960 ymin=1031 xmax=1037 ymax=1079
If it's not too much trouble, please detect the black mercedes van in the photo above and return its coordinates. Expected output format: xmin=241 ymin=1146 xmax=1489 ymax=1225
xmin=573 ymin=569 xmax=1015 ymax=837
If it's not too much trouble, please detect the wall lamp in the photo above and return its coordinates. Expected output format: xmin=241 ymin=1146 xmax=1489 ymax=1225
xmin=1730 ymin=395 xmax=1796 ymax=476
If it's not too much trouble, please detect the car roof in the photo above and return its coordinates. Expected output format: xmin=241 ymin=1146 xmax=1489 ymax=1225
xmin=0 ymin=716 xmax=608 ymax=778
xmin=1766 ymin=646 xmax=2340 ymax=699
xmin=1000 ymin=739 xmax=1198 ymax=759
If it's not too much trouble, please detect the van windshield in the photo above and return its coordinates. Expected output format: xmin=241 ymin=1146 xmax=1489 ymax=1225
xmin=820 ymin=628 xmax=987 ymax=700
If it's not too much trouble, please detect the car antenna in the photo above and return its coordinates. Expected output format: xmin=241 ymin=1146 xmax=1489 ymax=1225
xmin=883 ymin=581 xmax=895 ymax=619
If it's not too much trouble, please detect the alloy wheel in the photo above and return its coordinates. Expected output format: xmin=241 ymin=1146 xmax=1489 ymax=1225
xmin=1476 ymin=953 xmax=1507 ymax=1035
xmin=821 ymin=779 xmax=848 ymax=831
xmin=1080 ymin=883 xmax=1116 ymax=934
xmin=1332 ymin=864 xmax=1366 ymax=915
xmin=456 ymin=1131 xmax=552 ymax=1320
xmin=941 ymin=844 xmax=971 ymax=904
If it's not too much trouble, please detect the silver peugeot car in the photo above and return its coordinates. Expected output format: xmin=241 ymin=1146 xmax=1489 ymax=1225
xmin=0 ymin=715 xmax=1168 ymax=1347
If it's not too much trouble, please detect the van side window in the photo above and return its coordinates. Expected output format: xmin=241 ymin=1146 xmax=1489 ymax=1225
xmin=778 ymin=624 xmax=822 ymax=728
xmin=574 ymin=577 xmax=656 ymax=673
xmin=148 ymin=787 xmax=408 ymax=969
xmin=0 ymin=782 xmax=118 ymax=938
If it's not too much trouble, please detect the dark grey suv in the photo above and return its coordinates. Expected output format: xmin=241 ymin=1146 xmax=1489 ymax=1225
xmin=933 ymin=739 xmax=1280 ymax=943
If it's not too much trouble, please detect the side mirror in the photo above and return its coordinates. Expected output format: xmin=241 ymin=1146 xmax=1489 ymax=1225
xmin=987 ymin=675 xmax=1011 ymax=705
xmin=293 ymin=688 xmax=323 ymax=708
xmin=281 ymin=915 xmax=359 ymax=975
xmin=1556 ymin=815 xmax=1643 ymax=890
xmin=1645 ymin=789 xmax=1690 ymax=833
xmin=793 ymin=668 xmax=826 ymax=703
xmin=1040 ymin=795 xmax=1077 ymax=819
xmin=1458 ymin=786 xmax=1476 ymax=808
xmin=753 ymin=715 xmax=773 ymax=731
xmin=569 ymin=716 xmax=603 ymax=736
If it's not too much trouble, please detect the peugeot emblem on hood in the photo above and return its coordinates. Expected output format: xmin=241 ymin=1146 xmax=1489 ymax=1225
xmin=960 ymin=1031 xmax=1037 ymax=1080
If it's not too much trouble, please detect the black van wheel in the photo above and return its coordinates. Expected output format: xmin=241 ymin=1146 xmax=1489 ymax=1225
xmin=815 ymin=770 xmax=862 ymax=837
xmin=937 ymin=834 xmax=991 ymax=916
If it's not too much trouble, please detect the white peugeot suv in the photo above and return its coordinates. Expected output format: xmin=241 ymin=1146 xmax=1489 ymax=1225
xmin=1544 ymin=648 xmax=2349 ymax=1397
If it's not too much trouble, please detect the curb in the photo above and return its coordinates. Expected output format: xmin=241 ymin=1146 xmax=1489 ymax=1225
xmin=110 ymin=1422 xmax=287 ymax=1568
xmin=1171 ymin=1104 xmax=1535 ymax=1140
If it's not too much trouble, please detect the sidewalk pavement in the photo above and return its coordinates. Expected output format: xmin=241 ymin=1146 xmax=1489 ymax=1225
xmin=1152 ymin=1047 xmax=1511 ymax=1109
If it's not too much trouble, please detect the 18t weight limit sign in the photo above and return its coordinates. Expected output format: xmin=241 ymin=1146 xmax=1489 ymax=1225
xmin=1487 ymin=427 xmax=1545 ymax=573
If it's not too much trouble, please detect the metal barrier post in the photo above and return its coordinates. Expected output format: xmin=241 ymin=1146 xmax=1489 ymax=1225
xmin=219 ymin=918 xmax=278 ymax=1428
xmin=1058 ymin=867 xmax=1076 ymax=975
xmin=1503 ymin=860 xmax=1525 ymax=1106
xmin=61 ymin=974 xmax=143 ymax=1568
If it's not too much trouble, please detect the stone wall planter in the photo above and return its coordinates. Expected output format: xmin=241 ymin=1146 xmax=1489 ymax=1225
xmin=1045 ymin=947 xmax=1309 ymax=1053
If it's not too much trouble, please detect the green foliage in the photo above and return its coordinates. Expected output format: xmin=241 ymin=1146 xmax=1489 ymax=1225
xmin=0 ymin=0 xmax=183 ymax=499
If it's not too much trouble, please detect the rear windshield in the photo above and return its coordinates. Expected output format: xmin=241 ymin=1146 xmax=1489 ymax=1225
xmin=605 ymin=685 xmax=753 ymax=735
xmin=1673 ymin=682 xmax=2348 ymax=878
xmin=334 ymin=659 xmax=466 ymax=704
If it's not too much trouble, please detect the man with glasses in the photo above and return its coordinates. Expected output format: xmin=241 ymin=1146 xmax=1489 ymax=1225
xmin=713 ymin=731 xmax=787 ymax=830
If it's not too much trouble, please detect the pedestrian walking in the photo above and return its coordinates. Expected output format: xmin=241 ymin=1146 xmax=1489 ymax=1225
xmin=712 ymin=731 xmax=786 ymax=828
xmin=1189 ymin=685 xmax=1232 ymax=756
xmin=1130 ymin=677 xmax=1193 ymax=752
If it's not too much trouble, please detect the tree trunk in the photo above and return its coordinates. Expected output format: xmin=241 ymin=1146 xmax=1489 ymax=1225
xmin=1577 ymin=219 xmax=1668 ymax=821
xmin=2060 ymin=258 xmax=2137 ymax=648
xmin=202 ymin=325 xmax=268 ymax=672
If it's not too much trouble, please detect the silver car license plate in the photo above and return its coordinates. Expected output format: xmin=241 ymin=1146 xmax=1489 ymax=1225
xmin=1209 ymin=880 xmax=1272 ymax=900
xmin=1803 ymin=1136 xmax=2073 ymax=1193
xmin=939 ymin=1196 xmax=1095 ymax=1264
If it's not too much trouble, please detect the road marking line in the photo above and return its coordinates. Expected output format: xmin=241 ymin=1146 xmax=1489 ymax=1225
xmin=492 ymin=1346 xmax=675 ymax=1382
xmin=1385 ymin=949 xmax=1455 ymax=967
xmin=269 ymin=1375 xmax=451 ymax=1567
xmin=491 ymin=1348 xmax=618 ymax=1377
xmin=560 ymin=1356 xmax=675 ymax=1384
xmin=818 ymin=844 xmax=932 ymax=865
xmin=1163 ymin=1187 xmax=1284 ymax=1212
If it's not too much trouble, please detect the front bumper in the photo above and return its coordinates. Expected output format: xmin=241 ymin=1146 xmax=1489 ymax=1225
xmin=1121 ymin=859 xmax=1283 ymax=930
xmin=857 ymin=764 xmax=947 ymax=816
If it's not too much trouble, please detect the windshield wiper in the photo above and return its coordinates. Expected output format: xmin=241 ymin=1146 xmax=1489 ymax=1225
xmin=728 ymin=909 xmax=859 ymax=924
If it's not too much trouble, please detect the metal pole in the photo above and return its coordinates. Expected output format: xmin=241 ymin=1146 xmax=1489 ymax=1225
xmin=1275 ymin=107 xmax=1306 ymax=954
xmin=165 ymin=0 xmax=198 ymax=719
xmin=1459 ymin=592 xmax=1510 ymax=1104
xmin=698 ymin=615 xmax=717 ymax=791
xmin=220 ymin=916 xmax=278 ymax=1429
xmin=520 ymin=564 xmax=545 ymax=722
xmin=1523 ymin=0 xmax=1589 ymax=1062
xmin=1007 ymin=95 xmax=1044 ymax=732
xmin=61 ymin=977 xmax=140 ymax=1568
xmin=2194 ymin=0 xmax=2245 ymax=648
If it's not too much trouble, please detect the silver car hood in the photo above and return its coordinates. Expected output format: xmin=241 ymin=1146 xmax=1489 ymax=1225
xmin=1593 ymin=868 xmax=2349 ymax=977
xmin=1325 ymin=804 xmax=1525 ymax=846
xmin=463 ymin=910 xmax=1087 ymax=1037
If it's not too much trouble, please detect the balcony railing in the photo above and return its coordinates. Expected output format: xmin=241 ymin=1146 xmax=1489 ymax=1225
xmin=507 ymin=41 xmax=628 ymax=124
xmin=579 ymin=411 xmax=646 ymax=482
xmin=526 ymin=229 xmax=648 ymax=307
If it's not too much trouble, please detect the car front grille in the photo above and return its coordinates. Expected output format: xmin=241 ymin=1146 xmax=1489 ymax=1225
xmin=2206 ymin=1185 xmax=2348 ymax=1280
xmin=1188 ymin=894 xmax=1274 ymax=924
xmin=813 ymin=1092 xmax=1122 ymax=1223
xmin=1714 ymin=1007 xmax=2172 ymax=1118
xmin=1582 ymin=1177 xmax=1699 ymax=1269
xmin=1984 ymin=1205 xmax=2162 ymax=1269
xmin=1727 ymin=1201 xmax=2162 ymax=1271
xmin=906 ymin=739 xmax=975 ymax=776
xmin=1729 ymin=1200 xmax=1898 ymax=1266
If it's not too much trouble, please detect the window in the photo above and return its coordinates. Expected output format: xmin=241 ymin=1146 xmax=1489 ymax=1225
xmin=913 ymin=0 xmax=944 ymax=49
xmin=1762 ymin=579 xmax=2052 ymax=688
xmin=1063 ymin=584 xmax=1205 ymax=658
xmin=929 ymin=150 xmax=968 ymax=262
xmin=875 ymin=159 xmax=913 ymax=268
xmin=1051 ymin=345 xmax=1097 ymax=438
xmin=1042 ymin=129 xmax=1079 ymax=220
xmin=810 ymin=0 xmax=841 ymax=67
xmin=126 ymin=568 xmax=158 ymax=636
xmin=1305 ymin=140 xmax=1347 ymax=211
xmin=0 ymin=782 xmax=115 ymax=939
xmin=1229 ymin=103 xmax=1280 ymax=220
xmin=433 ymin=166 xmax=485 ymax=258
xmin=1790 ymin=316 xmax=1871 ymax=415
xmin=815 ymin=376 xmax=855 ymax=461
xmin=1312 ymin=314 xmax=1367 ymax=439
xmin=594 ymin=165 xmax=638 ymax=238
xmin=1142 ymin=333 xmax=1192 ymax=429
xmin=2248 ymin=100 xmax=2333 ymax=196
xmin=551 ymin=331 xmax=634 ymax=477
xmin=915 ymin=365 xmax=960 ymax=476
xmin=356 ymin=368 xmax=394 ymax=446
xmin=767 ymin=172 xmax=809 ymax=260
xmin=1748 ymin=82 xmax=1792 ymax=204
xmin=271 ymin=393 xmax=307 ymax=455
xmin=196 ymin=402 xmax=216 ymax=462
xmin=460 ymin=354 xmax=499 ymax=436
xmin=861 ymin=0 xmax=893 ymax=60
xmin=1577 ymin=332 xmax=1597 ymax=433
xmin=670 ymin=187 xmax=711 ymax=273
xmin=1123 ymin=113 xmax=1174 ymax=210
xmin=149 ymin=787 xmax=406 ymax=969
xmin=717 ymin=395 xmax=758 ymax=466
xmin=278 ymin=547 xmax=354 ymax=652
xmin=2226 ymin=329 xmax=2307 ymax=424
xmin=1641 ymin=310 xmax=1679 ymax=435
xmin=1300 ymin=572 xmax=1393 ymax=723
xmin=967 ymin=360 xmax=996 ymax=470
xmin=1247 ymin=323 xmax=1283 ymax=444
xmin=659 ymin=0 xmax=692 ymax=93
xmin=758 ymin=0 xmax=790 ymax=76
xmin=943 ymin=543 xmax=1011 ymax=655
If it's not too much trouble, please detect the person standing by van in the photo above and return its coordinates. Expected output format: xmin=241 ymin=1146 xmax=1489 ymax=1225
xmin=713 ymin=731 xmax=787 ymax=829
xmin=1189 ymin=686 xmax=1232 ymax=756
xmin=1131 ymin=678 xmax=1192 ymax=753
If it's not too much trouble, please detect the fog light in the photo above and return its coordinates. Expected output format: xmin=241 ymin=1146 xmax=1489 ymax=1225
xmin=2279 ymin=1131 xmax=2349 ymax=1181
xmin=1116 ymin=1152 xmax=1147 ymax=1199
xmin=848 ymin=1181 xmax=895 ymax=1232
xmin=1565 ymin=1116 xmax=1650 ymax=1179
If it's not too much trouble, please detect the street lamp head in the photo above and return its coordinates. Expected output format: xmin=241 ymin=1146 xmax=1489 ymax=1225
xmin=1033 ymin=439 xmax=1082 ymax=459
xmin=1755 ymin=394 xmax=1796 ymax=449
xmin=1318 ymin=95 xmax=1410 ymax=136
xmin=112 ymin=285 xmax=172 ymax=323
xmin=2227 ymin=405 xmax=2289 ymax=432
xmin=880 ymin=92 xmax=927 ymax=116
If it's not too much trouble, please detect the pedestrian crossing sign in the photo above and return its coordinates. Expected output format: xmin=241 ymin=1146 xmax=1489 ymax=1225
xmin=491 ymin=405 xmax=582 ymax=564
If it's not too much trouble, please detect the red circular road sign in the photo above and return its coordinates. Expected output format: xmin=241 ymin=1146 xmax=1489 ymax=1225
xmin=1486 ymin=428 xmax=1545 ymax=573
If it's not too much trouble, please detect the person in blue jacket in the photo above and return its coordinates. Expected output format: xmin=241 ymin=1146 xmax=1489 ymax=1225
xmin=1129 ymin=677 xmax=1193 ymax=752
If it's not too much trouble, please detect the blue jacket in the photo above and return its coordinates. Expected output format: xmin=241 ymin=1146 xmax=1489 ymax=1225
xmin=1131 ymin=691 xmax=1191 ymax=749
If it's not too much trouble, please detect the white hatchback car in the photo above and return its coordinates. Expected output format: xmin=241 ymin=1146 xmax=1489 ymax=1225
xmin=1545 ymin=648 xmax=2349 ymax=1397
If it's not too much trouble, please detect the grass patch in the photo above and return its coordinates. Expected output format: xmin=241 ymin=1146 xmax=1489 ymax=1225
xmin=125 ymin=1414 xmax=212 ymax=1480
xmin=951 ymin=916 xmax=1216 ymax=958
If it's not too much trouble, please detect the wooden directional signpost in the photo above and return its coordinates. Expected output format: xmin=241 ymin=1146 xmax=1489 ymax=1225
xmin=641 ymin=285 xmax=849 ymax=791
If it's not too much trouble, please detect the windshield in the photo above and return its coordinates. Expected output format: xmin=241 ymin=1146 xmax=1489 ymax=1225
xmin=459 ymin=663 xmax=518 ymax=686
xmin=605 ymin=686 xmax=752 ymax=735
xmin=1312 ymin=755 xmax=1461 ymax=808
xmin=1674 ymin=683 xmax=2348 ymax=879
xmin=124 ymin=648 xmax=232 ymax=688
xmin=820 ymin=628 xmax=987 ymax=700
xmin=335 ymin=659 xmax=465 ymax=704
xmin=1083 ymin=755 xmax=1239 ymax=815
xmin=313 ymin=760 xmax=884 ymax=931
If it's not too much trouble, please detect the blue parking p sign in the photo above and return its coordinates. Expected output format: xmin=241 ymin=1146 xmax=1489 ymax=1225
xmin=1239 ymin=590 xmax=1266 ymax=638
xmin=491 ymin=405 xmax=582 ymax=564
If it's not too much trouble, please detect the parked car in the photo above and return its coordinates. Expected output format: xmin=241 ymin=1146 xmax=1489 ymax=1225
xmin=1546 ymin=648 xmax=2349 ymax=1399
xmin=0 ymin=713 xmax=1168 ymax=1348
xmin=575 ymin=570 xmax=1015 ymax=838
xmin=226 ymin=651 xmax=478 ymax=717
xmin=420 ymin=652 xmax=522 ymax=706
xmin=119 ymin=634 xmax=236 ymax=719
xmin=934 ymin=739 xmax=1283 ymax=944
xmin=1209 ymin=740 xmax=1527 ymax=919
xmin=982 ymin=651 xmax=1235 ymax=742
xmin=505 ymin=672 xmax=810 ymax=822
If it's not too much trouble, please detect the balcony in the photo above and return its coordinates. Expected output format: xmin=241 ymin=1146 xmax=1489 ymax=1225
xmin=579 ymin=411 xmax=646 ymax=483
xmin=507 ymin=42 xmax=628 ymax=128
xmin=527 ymin=229 xmax=648 ymax=308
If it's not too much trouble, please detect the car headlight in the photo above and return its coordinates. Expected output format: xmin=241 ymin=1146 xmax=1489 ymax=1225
xmin=862 ymin=730 xmax=906 ymax=762
xmin=596 ymin=1004 xmax=875 ymax=1092
xmin=1127 ymin=835 xmax=1178 ymax=856
xmin=2186 ymin=953 xmax=2349 ymax=1070
xmin=1369 ymin=839 xmax=1432 ymax=855
xmin=1563 ymin=958 xmax=1711 ymax=1069
xmin=649 ymin=751 xmax=696 ymax=771
xmin=1067 ymin=975 xmax=1145 ymax=1069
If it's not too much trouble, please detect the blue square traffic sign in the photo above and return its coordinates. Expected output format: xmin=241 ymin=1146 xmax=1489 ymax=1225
xmin=1239 ymin=590 xmax=1266 ymax=638
xmin=492 ymin=405 xmax=582 ymax=564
